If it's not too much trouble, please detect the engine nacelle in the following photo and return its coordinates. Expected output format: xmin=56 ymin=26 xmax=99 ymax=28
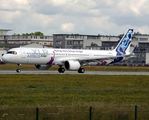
xmin=64 ymin=60 xmax=80 ymax=70
xmin=35 ymin=64 xmax=51 ymax=70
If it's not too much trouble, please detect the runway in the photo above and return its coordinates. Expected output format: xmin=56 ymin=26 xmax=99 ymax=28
xmin=0 ymin=70 xmax=149 ymax=75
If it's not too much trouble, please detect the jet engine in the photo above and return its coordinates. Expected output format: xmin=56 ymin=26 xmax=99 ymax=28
xmin=35 ymin=64 xmax=52 ymax=70
xmin=64 ymin=60 xmax=80 ymax=70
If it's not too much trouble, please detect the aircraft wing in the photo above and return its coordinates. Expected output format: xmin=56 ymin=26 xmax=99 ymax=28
xmin=79 ymin=56 xmax=118 ymax=65
xmin=61 ymin=55 xmax=118 ymax=64
xmin=78 ymin=56 xmax=117 ymax=62
xmin=61 ymin=53 xmax=135 ymax=65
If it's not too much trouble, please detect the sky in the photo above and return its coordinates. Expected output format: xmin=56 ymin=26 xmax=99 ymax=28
xmin=1 ymin=0 xmax=149 ymax=36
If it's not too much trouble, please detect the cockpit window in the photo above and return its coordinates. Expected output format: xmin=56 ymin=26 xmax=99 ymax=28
xmin=7 ymin=51 xmax=17 ymax=55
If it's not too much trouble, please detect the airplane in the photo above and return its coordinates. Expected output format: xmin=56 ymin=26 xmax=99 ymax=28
xmin=1 ymin=29 xmax=135 ymax=73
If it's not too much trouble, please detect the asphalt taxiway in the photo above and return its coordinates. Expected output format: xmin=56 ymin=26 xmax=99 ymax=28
xmin=0 ymin=70 xmax=149 ymax=75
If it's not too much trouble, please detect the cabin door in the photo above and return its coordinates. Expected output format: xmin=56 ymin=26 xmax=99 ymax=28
xmin=21 ymin=49 xmax=26 ymax=58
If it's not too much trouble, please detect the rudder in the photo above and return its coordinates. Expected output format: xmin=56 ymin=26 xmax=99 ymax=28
xmin=114 ymin=29 xmax=133 ymax=56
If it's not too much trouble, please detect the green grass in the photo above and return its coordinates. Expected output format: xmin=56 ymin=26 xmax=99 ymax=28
xmin=0 ymin=75 xmax=148 ymax=108
xmin=0 ymin=74 xmax=149 ymax=119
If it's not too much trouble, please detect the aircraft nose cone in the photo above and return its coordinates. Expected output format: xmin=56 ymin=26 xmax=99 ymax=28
xmin=1 ymin=55 xmax=8 ymax=62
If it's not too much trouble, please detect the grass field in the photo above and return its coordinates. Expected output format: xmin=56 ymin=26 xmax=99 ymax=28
xmin=0 ymin=64 xmax=149 ymax=119
xmin=0 ymin=74 xmax=149 ymax=119
xmin=1 ymin=63 xmax=149 ymax=71
xmin=0 ymin=74 xmax=148 ymax=108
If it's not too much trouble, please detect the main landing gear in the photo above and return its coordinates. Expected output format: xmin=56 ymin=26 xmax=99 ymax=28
xmin=16 ymin=64 xmax=21 ymax=73
xmin=58 ymin=66 xmax=85 ymax=73
xmin=78 ymin=67 xmax=85 ymax=73
xmin=58 ymin=66 xmax=65 ymax=73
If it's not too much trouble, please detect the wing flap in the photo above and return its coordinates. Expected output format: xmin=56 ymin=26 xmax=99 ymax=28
xmin=61 ymin=55 xmax=117 ymax=63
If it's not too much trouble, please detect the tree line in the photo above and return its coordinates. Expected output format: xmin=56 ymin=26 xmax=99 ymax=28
xmin=16 ymin=31 xmax=44 ymax=36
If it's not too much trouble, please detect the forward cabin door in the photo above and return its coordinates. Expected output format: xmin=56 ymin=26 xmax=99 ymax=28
xmin=21 ymin=48 xmax=26 ymax=58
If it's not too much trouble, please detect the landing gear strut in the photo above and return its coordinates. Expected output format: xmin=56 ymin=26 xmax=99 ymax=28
xmin=78 ymin=67 xmax=85 ymax=73
xmin=16 ymin=64 xmax=21 ymax=73
xmin=58 ymin=66 xmax=65 ymax=73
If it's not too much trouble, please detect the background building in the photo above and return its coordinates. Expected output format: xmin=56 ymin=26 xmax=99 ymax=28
xmin=53 ymin=34 xmax=120 ymax=50
xmin=53 ymin=33 xmax=124 ymax=52
xmin=53 ymin=34 xmax=84 ymax=49
xmin=0 ymin=29 xmax=53 ymax=49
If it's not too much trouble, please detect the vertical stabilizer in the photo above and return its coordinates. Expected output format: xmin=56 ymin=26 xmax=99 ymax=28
xmin=114 ymin=29 xmax=133 ymax=56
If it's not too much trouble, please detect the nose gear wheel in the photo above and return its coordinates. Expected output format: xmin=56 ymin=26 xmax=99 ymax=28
xmin=16 ymin=64 xmax=21 ymax=73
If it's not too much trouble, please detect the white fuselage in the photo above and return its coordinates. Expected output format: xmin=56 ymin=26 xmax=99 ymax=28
xmin=2 ymin=48 xmax=117 ymax=66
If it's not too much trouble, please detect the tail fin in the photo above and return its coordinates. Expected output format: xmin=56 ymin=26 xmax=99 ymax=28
xmin=114 ymin=29 xmax=133 ymax=56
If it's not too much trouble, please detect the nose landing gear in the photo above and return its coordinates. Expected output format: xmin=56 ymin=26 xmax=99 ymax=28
xmin=16 ymin=64 xmax=21 ymax=73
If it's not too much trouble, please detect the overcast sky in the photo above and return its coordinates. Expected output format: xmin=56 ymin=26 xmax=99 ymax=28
xmin=1 ymin=0 xmax=149 ymax=36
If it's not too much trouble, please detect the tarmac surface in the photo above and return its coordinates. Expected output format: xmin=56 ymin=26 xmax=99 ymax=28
xmin=0 ymin=70 xmax=149 ymax=75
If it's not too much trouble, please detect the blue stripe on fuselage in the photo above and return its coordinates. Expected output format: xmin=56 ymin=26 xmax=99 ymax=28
xmin=110 ymin=57 xmax=123 ymax=64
